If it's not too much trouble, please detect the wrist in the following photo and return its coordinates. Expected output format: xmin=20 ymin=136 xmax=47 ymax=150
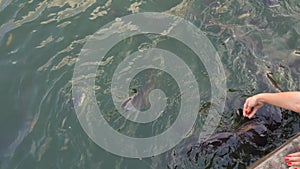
xmin=254 ymin=93 xmax=267 ymax=104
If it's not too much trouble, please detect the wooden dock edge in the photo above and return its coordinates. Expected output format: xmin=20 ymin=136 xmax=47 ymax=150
xmin=248 ymin=132 xmax=300 ymax=169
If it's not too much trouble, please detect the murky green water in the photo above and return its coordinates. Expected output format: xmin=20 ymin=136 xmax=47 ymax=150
xmin=0 ymin=0 xmax=299 ymax=168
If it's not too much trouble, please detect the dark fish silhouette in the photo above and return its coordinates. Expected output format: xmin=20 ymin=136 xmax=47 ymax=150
xmin=121 ymin=87 xmax=151 ymax=112
xmin=72 ymin=89 xmax=86 ymax=108
xmin=187 ymin=121 xmax=268 ymax=158
xmin=0 ymin=80 xmax=38 ymax=168
xmin=166 ymin=121 xmax=270 ymax=169
xmin=264 ymin=0 xmax=280 ymax=7
xmin=120 ymin=73 xmax=155 ymax=112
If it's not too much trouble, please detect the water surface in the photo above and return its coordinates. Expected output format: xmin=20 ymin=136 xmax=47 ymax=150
xmin=0 ymin=0 xmax=299 ymax=168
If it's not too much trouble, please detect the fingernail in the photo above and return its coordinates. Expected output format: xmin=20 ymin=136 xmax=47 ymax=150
xmin=287 ymin=155 xmax=291 ymax=157
xmin=245 ymin=110 xmax=248 ymax=113
xmin=285 ymin=157 xmax=289 ymax=161
xmin=288 ymin=162 xmax=292 ymax=165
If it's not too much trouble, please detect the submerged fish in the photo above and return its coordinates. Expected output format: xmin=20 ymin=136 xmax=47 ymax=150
xmin=0 ymin=99 xmax=38 ymax=168
xmin=264 ymin=0 xmax=280 ymax=8
xmin=120 ymin=72 xmax=155 ymax=112
xmin=0 ymin=77 xmax=40 ymax=168
xmin=192 ymin=121 xmax=267 ymax=152
xmin=121 ymin=87 xmax=151 ymax=112
xmin=166 ymin=121 xmax=269 ymax=169
xmin=72 ymin=89 xmax=86 ymax=108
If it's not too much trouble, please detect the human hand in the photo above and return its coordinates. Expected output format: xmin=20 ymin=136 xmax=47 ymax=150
xmin=285 ymin=146 xmax=300 ymax=167
xmin=243 ymin=95 xmax=264 ymax=119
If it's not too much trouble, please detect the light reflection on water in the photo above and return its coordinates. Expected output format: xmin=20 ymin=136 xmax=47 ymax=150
xmin=0 ymin=0 xmax=299 ymax=168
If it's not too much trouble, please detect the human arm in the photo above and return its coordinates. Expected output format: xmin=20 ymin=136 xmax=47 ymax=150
xmin=243 ymin=92 xmax=300 ymax=119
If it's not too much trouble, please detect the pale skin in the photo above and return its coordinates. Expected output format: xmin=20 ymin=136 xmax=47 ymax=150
xmin=243 ymin=92 xmax=300 ymax=167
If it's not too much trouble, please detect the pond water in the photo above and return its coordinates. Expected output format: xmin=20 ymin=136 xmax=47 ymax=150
xmin=0 ymin=0 xmax=299 ymax=168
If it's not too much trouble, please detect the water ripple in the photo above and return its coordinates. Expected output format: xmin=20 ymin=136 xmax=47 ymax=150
xmin=0 ymin=0 xmax=299 ymax=168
